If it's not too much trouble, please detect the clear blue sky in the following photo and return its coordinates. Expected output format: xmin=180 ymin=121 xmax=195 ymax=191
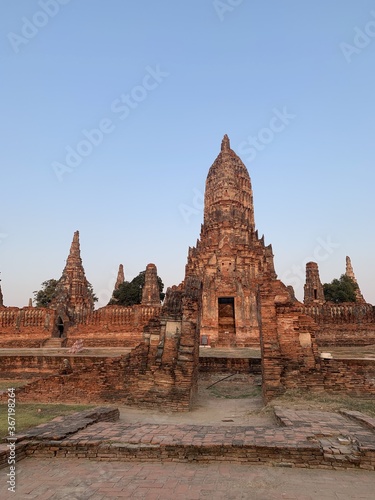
xmin=1 ymin=0 xmax=375 ymax=307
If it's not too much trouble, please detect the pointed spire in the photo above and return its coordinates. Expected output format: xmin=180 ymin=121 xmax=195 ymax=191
xmin=204 ymin=135 xmax=255 ymax=232
xmin=50 ymin=231 xmax=95 ymax=318
xmin=66 ymin=230 xmax=81 ymax=267
xmin=345 ymin=256 xmax=365 ymax=303
xmin=221 ymin=134 xmax=230 ymax=151
xmin=115 ymin=264 xmax=125 ymax=290
xmin=345 ymin=256 xmax=356 ymax=282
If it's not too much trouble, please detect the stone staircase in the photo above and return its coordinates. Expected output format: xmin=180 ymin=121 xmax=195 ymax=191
xmin=42 ymin=338 xmax=63 ymax=348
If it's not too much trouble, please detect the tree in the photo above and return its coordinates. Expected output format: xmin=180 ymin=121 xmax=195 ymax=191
xmin=33 ymin=279 xmax=58 ymax=307
xmin=87 ymin=282 xmax=98 ymax=303
xmin=33 ymin=278 xmax=98 ymax=307
xmin=323 ymin=274 xmax=358 ymax=303
xmin=109 ymin=271 xmax=165 ymax=306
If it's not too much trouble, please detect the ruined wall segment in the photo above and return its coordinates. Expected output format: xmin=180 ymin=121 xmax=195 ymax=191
xmin=0 ymin=307 xmax=56 ymax=347
xmin=125 ymin=277 xmax=201 ymax=411
xmin=259 ymin=280 xmax=321 ymax=402
xmin=302 ymin=258 xmax=375 ymax=345
xmin=65 ymin=304 xmax=161 ymax=347
xmin=185 ymin=135 xmax=276 ymax=347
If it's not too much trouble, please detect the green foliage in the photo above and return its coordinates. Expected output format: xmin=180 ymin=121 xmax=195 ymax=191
xmin=323 ymin=274 xmax=358 ymax=303
xmin=33 ymin=279 xmax=58 ymax=307
xmin=109 ymin=270 xmax=165 ymax=306
xmin=33 ymin=278 xmax=98 ymax=307
xmin=87 ymin=282 xmax=98 ymax=303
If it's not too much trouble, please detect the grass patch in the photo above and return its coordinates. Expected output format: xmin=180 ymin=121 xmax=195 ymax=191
xmin=0 ymin=403 xmax=93 ymax=439
xmin=0 ymin=380 xmax=31 ymax=391
xmin=252 ymin=389 xmax=375 ymax=417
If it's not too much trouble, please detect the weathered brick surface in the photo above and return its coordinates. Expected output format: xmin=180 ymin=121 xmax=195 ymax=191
xmin=0 ymin=356 xmax=130 ymax=404
xmin=0 ymin=307 xmax=55 ymax=342
xmin=301 ymin=303 xmax=375 ymax=346
xmin=3 ymin=407 xmax=374 ymax=471
xmin=141 ymin=263 xmax=161 ymax=306
xmin=304 ymin=262 xmax=325 ymax=305
xmin=185 ymin=135 xmax=277 ymax=348
xmin=0 ymin=304 xmax=161 ymax=349
xmin=259 ymin=282 xmax=375 ymax=399
xmin=0 ymin=407 xmax=118 ymax=470
xmin=50 ymin=230 xmax=95 ymax=321
xmin=346 ymin=256 xmax=366 ymax=303
xmin=65 ymin=305 xmax=161 ymax=343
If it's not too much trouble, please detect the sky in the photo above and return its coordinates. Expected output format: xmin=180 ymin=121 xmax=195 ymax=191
xmin=1 ymin=0 xmax=375 ymax=308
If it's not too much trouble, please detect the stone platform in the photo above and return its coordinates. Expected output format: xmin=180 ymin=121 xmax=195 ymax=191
xmin=2 ymin=406 xmax=375 ymax=471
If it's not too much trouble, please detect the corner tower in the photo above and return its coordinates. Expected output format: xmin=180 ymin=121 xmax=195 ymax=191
xmin=304 ymin=262 xmax=325 ymax=304
xmin=185 ymin=135 xmax=276 ymax=347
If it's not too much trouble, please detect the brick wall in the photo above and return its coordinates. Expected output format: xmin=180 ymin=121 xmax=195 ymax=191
xmin=302 ymin=304 xmax=375 ymax=346
xmin=0 ymin=307 xmax=55 ymax=347
xmin=316 ymin=324 xmax=375 ymax=347
xmin=260 ymin=282 xmax=375 ymax=401
xmin=0 ymin=281 xmax=200 ymax=412
xmin=0 ymin=355 xmax=130 ymax=404
xmin=0 ymin=304 xmax=161 ymax=348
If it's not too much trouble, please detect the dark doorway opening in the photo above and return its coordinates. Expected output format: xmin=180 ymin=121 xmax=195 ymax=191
xmin=218 ymin=297 xmax=236 ymax=346
xmin=57 ymin=317 xmax=64 ymax=338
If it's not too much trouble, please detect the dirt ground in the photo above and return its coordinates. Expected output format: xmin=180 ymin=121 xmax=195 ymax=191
xmin=118 ymin=373 xmax=276 ymax=426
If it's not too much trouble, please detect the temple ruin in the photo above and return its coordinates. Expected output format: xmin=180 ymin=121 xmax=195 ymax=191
xmin=1 ymin=136 xmax=375 ymax=409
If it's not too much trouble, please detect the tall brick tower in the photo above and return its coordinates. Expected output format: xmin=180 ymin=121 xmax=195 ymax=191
xmin=185 ymin=135 xmax=276 ymax=347
xmin=0 ymin=279 xmax=3 ymax=307
xmin=141 ymin=263 xmax=161 ymax=306
xmin=51 ymin=231 xmax=95 ymax=321
xmin=304 ymin=262 xmax=325 ymax=304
